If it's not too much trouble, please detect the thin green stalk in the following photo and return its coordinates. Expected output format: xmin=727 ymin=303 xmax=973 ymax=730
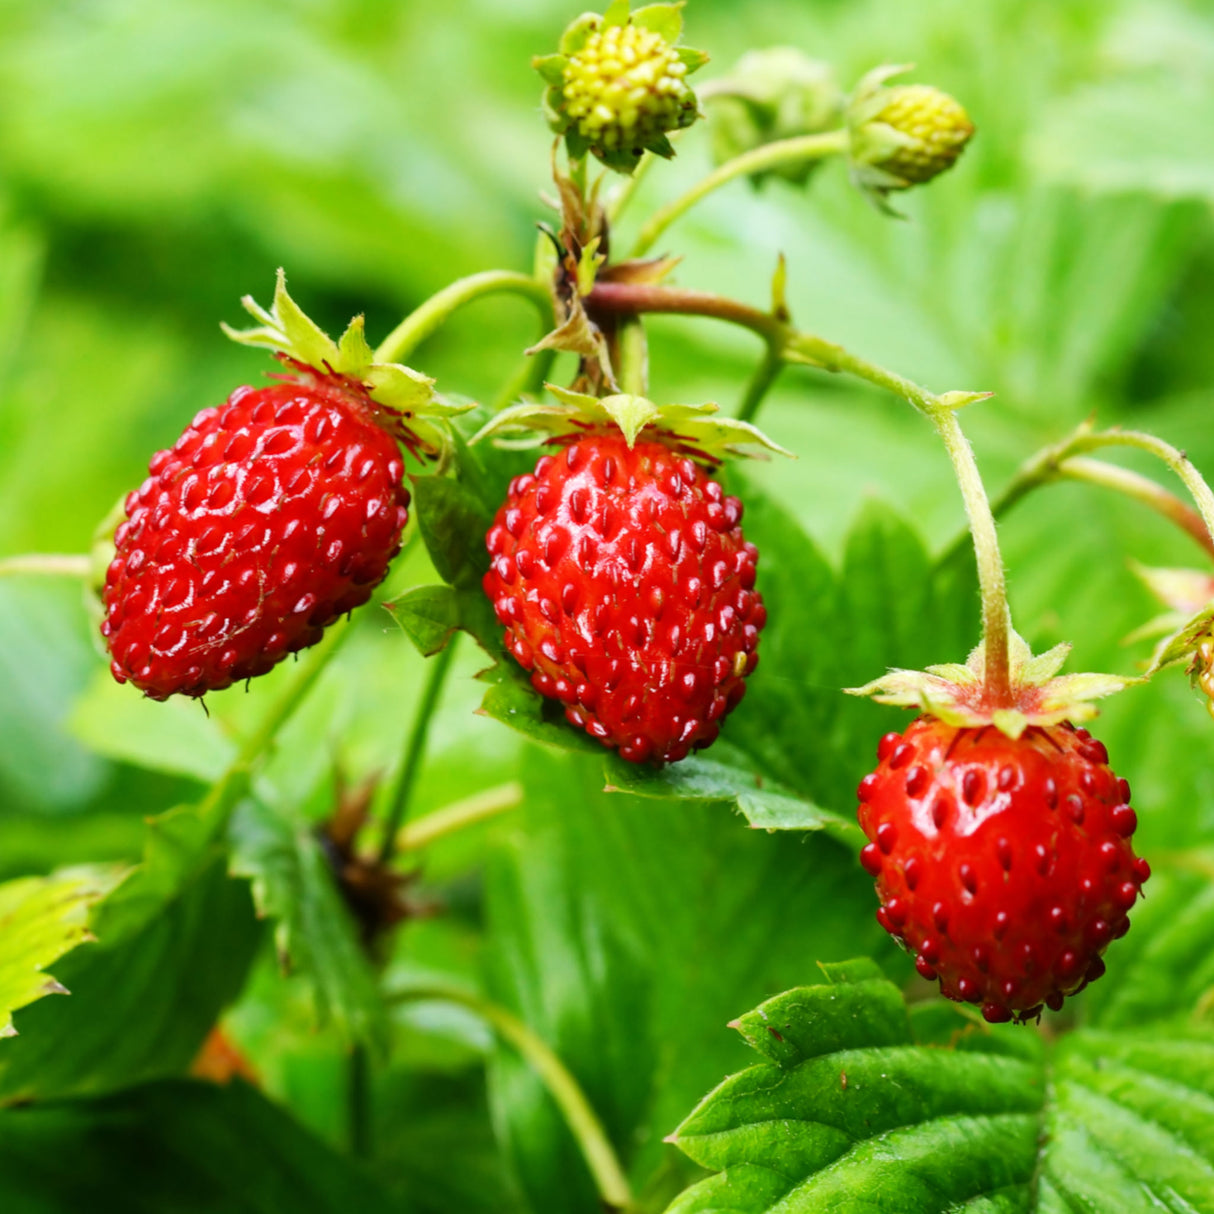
xmin=196 ymin=618 xmax=354 ymax=833
xmin=0 ymin=554 xmax=90 ymax=578
xmin=616 ymin=314 xmax=649 ymax=396
xmin=378 ymin=639 xmax=458 ymax=865
xmin=736 ymin=342 xmax=784 ymax=423
xmin=395 ymin=782 xmax=523 ymax=853
xmin=494 ymin=345 xmax=557 ymax=412
xmin=630 ymin=129 xmax=849 ymax=257
xmin=927 ymin=408 xmax=1011 ymax=702
xmin=391 ymin=984 xmax=632 ymax=1211
xmin=374 ymin=271 xmax=553 ymax=365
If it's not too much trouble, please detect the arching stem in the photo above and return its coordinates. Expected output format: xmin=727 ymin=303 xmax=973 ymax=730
xmin=374 ymin=271 xmax=553 ymax=364
xmin=629 ymin=129 xmax=849 ymax=257
xmin=0 ymin=554 xmax=90 ymax=578
xmin=390 ymin=984 xmax=633 ymax=1210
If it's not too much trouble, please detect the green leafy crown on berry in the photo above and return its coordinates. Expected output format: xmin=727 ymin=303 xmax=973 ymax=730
xmin=846 ymin=64 xmax=975 ymax=214
xmin=472 ymin=385 xmax=792 ymax=465
xmin=222 ymin=269 xmax=472 ymax=458
xmin=534 ymin=0 xmax=709 ymax=174
xmin=847 ymin=624 xmax=1137 ymax=739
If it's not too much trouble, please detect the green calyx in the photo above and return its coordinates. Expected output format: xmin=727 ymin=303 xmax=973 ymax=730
xmin=471 ymin=385 xmax=792 ymax=464
xmin=534 ymin=1 xmax=708 ymax=174
xmin=222 ymin=269 xmax=472 ymax=458
xmin=845 ymin=64 xmax=975 ymax=213
xmin=1128 ymin=565 xmax=1214 ymax=708
xmin=847 ymin=627 xmax=1136 ymax=739
xmin=703 ymin=48 xmax=843 ymax=186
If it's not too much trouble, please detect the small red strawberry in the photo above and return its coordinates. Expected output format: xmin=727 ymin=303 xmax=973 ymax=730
xmin=101 ymin=272 xmax=467 ymax=699
xmin=850 ymin=631 xmax=1146 ymax=1022
xmin=478 ymin=389 xmax=788 ymax=763
xmin=858 ymin=718 xmax=1149 ymax=1023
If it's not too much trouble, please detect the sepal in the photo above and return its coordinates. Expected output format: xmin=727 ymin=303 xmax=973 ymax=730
xmin=847 ymin=627 xmax=1137 ymax=738
xmin=223 ymin=269 xmax=471 ymax=457
xmin=472 ymin=387 xmax=793 ymax=465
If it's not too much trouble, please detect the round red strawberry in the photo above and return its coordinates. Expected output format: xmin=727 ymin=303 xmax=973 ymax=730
xmin=102 ymin=376 xmax=411 ymax=699
xmin=476 ymin=389 xmax=789 ymax=763
xmin=849 ymin=634 xmax=1149 ymax=1023
xmin=858 ymin=718 xmax=1149 ymax=1022
xmin=99 ymin=271 xmax=466 ymax=700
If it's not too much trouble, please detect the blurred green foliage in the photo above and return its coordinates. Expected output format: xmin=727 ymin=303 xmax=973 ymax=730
xmin=2 ymin=0 xmax=1214 ymax=1209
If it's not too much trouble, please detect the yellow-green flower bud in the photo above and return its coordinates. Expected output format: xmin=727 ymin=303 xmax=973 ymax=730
xmin=846 ymin=65 xmax=975 ymax=212
xmin=705 ymin=48 xmax=843 ymax=187
xmin=534 ymin=1 xmax=708 ymax=174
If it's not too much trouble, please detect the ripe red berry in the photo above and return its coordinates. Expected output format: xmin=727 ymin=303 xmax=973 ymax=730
xmin=857 ymin=717 xmax=1149 ymax=1023
xmin=483 ymin=432 xmax=766 ymax=763
xmin=102 ymin=375 xmax=411 ymax=699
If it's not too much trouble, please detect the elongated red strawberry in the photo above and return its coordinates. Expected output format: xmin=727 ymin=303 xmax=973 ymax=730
xmin=102 ymin=375 xmax=410 ymax=699
xmin=849 ymin=629 xmax=1146 ymax=1021
xmin=100 ymin=271 xmax=468 ymax=699
xmin=858 ymin=717 xmax=1149 ymax=1023
xmin=477 ymin=389 xmax=788 ymax=763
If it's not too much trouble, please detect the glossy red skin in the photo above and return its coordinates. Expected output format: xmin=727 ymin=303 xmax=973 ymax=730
xmin=483 ymin=432 xmax=766 ymax=763
xmin=857 ymin=718 xmax=1150 ymax=1023
xmin=102 ymin=377 xmax=410 ymax=699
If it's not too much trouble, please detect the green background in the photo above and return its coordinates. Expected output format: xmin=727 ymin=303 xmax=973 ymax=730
xmin=2 ymin=0 xmax=1214 ymax=1209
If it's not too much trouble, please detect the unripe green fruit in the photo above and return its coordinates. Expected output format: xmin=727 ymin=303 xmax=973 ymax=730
xmin=562 ymin=23 xmax=697 ymax=154
xmin=863 ymin=84 xmax=973 ymax=184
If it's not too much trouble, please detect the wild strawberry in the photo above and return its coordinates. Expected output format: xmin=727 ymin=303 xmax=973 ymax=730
xmin=102 ymin=376 xmax=411 ymax=699
xmin=849 ymin=632 xmax=1147 ymax=1022
xmin=858 ymin=718 xmax=1149 ymax=1023
xmin=100 ymin=271 xmax=467 ymax=700
xmin=476 ymin=389 xmax=788 ymax=763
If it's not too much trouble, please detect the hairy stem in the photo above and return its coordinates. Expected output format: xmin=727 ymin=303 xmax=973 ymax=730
xmin=394 ymin=782 xmax=523 ymax=853
xmin=390 ymin=984 xmax=632 ymax=1210
xmin=374 ymin=271 xmax=553 ymax=364
xmin=630 ymin=129 xmax=849 ymax=257
xmin=197 ymin=619 xmax=355 ymax=833
xmin=378 ymin=639 xmax=458 ymax=865
xmin=0 ymin=554 xmax=91 ymax=578
xmin=736 ymin=342 xmax=785 ymax=423
xmin=616 ymin=314 xmax=649 ymax=396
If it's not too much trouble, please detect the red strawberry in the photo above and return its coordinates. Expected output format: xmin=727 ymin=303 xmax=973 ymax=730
xmin=100 ymin=271 xmax=465 ymax=700
xmin=102 ymin=372 xmax=411 ymax=700
xmin=857 ymin=717 xmax=1150 ymax=1023
xmin=483 ymin=431 xmax=766 ymax=763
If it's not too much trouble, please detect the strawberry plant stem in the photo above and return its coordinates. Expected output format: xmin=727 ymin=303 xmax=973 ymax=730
xmin=629 ymin=129 xmax=849 ymax=257
xmin=390 ymin=984 xmax=633 ymax=1210
xmin=378 ymin=638 xmax=458 ymax=865
xmin=0 ymin=554 xmax=90 ymax=578
xmin=197 ymin=619 xmax=355 ymax=834
xmin=393 ymin=781 xmax=523 ymax=853
xmin=374 ymin=271 xmax=553 ymax=364
xmin=736 ymin=342 xmax=784 ymax=422
xmin=617 ymin=314 xmax=649 ymax=395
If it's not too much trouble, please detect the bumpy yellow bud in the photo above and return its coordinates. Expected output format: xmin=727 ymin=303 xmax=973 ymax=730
xmin=534 ymin=1 xmax=708 ymax=173
xmin=863 ymin=84 xmax=973 ymax=184
xmin=563 ymin=23 xmax=697 ymax=154
xmin=846 ymin=65 xmax=975 ymax=212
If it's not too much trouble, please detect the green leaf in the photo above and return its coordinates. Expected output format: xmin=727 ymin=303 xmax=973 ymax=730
xmin=603 ymin=743 xmax=858 ymax=839
xmin=387 ymin=583 xmax=461 ymax=657
xmin=484 ymin=751 xmax=892 ymax=1213
xmin=0 ymin=801 xmax=261 ymax=1102
xmin=0 ymin=866 xmax=120 ymax=1038
xmin=229 ymin=795 xmax=390 ymax=1055
xmin=0 ymin=1078 xmax=398 ymax=1212
xmin=665 ymin=943 xmax=1214 ymax=1212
